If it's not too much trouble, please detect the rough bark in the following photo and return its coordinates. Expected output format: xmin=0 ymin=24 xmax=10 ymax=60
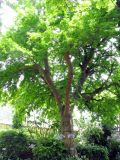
xmin=60 ymin=53 xmax=78 ymax=157
xmin=60 ymin=108 xmax=78 ymax=157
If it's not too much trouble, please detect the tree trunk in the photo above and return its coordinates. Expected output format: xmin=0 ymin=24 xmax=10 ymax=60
xmin=60 ymin=109 xmax=78 ymax=157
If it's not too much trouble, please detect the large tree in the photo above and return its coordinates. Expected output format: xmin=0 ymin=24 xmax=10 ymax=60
xmin=0 ymin=0 xmax=120 ymax=156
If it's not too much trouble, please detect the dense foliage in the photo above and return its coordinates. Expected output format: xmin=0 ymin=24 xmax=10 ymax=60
xmin=0 ymin=130 xmax=109 ymax=160
xmin=84 ymin=125 xmax=120 ymax=160
xmin=85 ymin=125 xmax=113 ymax=146
xmin=0 ymin=130 xmax=33 ymax=160
xmin=33 ymin=138 xmax=66 ymax=160
xmin=77 ymin=145 xmax=109 ymax=160
xmin=0 ymin=128 xmax=120 ymax=160
xmin=108 ymin=140 xmax=120 ymax=160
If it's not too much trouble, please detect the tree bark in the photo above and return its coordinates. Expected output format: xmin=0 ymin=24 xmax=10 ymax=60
xmin=60 ymin=108 xmax=78 ymax=157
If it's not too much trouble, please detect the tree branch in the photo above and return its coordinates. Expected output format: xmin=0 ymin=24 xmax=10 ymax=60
xmin=64 ymin=53 xmax=73 ymax=113
xmin=81 ymin=81 xmax=120 ymax=103
xmin=42 ymin=55 xmax=62 ymax=110
xmin=74 ymin=47 xmax=95 ymax=98
xmin=44 ymin=55 xmax=51 ymax=75
xmin=81 ymin=63 xmax=116 ymax=102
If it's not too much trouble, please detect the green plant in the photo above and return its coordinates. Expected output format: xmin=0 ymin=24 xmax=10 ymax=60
xmin=85 ymin=127 xmax=103 ymax=145
xmin=85 ymin=125 xmax=114 ymax=147
xmin=107 ymin=140 xmax=120 ymax=160
xmin=12 ymin=113 xmax=23 ymax=129
xmin=62 ymin=157 xmax=88 ymax=160
xmin=77 ymin=145 xmax=109 ymax=160
xmin=33 ymin=138 xmax=66 ymax=160
xmin=0 ymin=130 xmax=34 ymax=160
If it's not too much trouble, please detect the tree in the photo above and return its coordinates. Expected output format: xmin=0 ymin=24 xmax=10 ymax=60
xmin=0 ymin=0 xmax=120 ymax=157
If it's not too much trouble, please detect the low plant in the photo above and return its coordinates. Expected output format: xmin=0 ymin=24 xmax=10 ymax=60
xmin=33 ymin=137 xmax=66 ymax=160
xmin=0 ymin=130 xmax=34 ymax=160
xmin=77 ymin=144 xmax=109 ymax=160
xmin=85 ymin=127 xmax=103 ymax=145
xmin=62 ymin=157 xmax=88 ymax=160
xmin=85 ymin=125 xmax=114 ymax=146
xmin=107 ymin=139 xmax=120 ymax=160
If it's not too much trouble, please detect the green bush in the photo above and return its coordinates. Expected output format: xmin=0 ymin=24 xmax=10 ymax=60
xmin=84 ymin=125 xmax=120 ymax=160
xmin=62 ymin=157 xmax=88 ymax=160
xmin=101 ymin=125 xmax=113 ymax=146
xmin=0 ymin=130 xmax=34 ymax=160
xmin=85 ymin=125 xmax=113 ymax=146
xmin=85 ymin=127 xmax=103 ymax=145
xmin=33 ymin=138 xmax=66 ymax=160
xmin=1 ymin=129 xmax=118 ymax=160
xmin=108 ymin=140 xmax=120 ymax=160
xmin=77 ymin=145 xmax=109 ymax=160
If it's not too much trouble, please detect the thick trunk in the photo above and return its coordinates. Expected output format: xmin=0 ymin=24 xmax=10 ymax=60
xmin=60 ymin=110 xmax=78 ymax=157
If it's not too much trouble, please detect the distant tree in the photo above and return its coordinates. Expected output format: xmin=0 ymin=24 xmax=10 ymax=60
xmin=0 ymin=0 xmax=120 ymax=156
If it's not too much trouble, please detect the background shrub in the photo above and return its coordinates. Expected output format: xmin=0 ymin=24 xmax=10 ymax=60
xmin=84 ymin=125 xmax=120 ymax=160
xmin=85 ymin=125 xmax=113 ymax=146
xmin=107 ymin=140 xmax=120 ymax=160
xmin=77 ymin=145 xmax=109 ymax=160
xmin=0 ymin=127 xmax=119 ymax=160
xmin=33 ymin=137 xmax=66 ymax=160
xmin=85 ymin=127 xmax=103 ymax=145
xmin=0 ymin=130 xmax=34 ymax=160
xmin=62 ymin=157 xmax=88 ymax=160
